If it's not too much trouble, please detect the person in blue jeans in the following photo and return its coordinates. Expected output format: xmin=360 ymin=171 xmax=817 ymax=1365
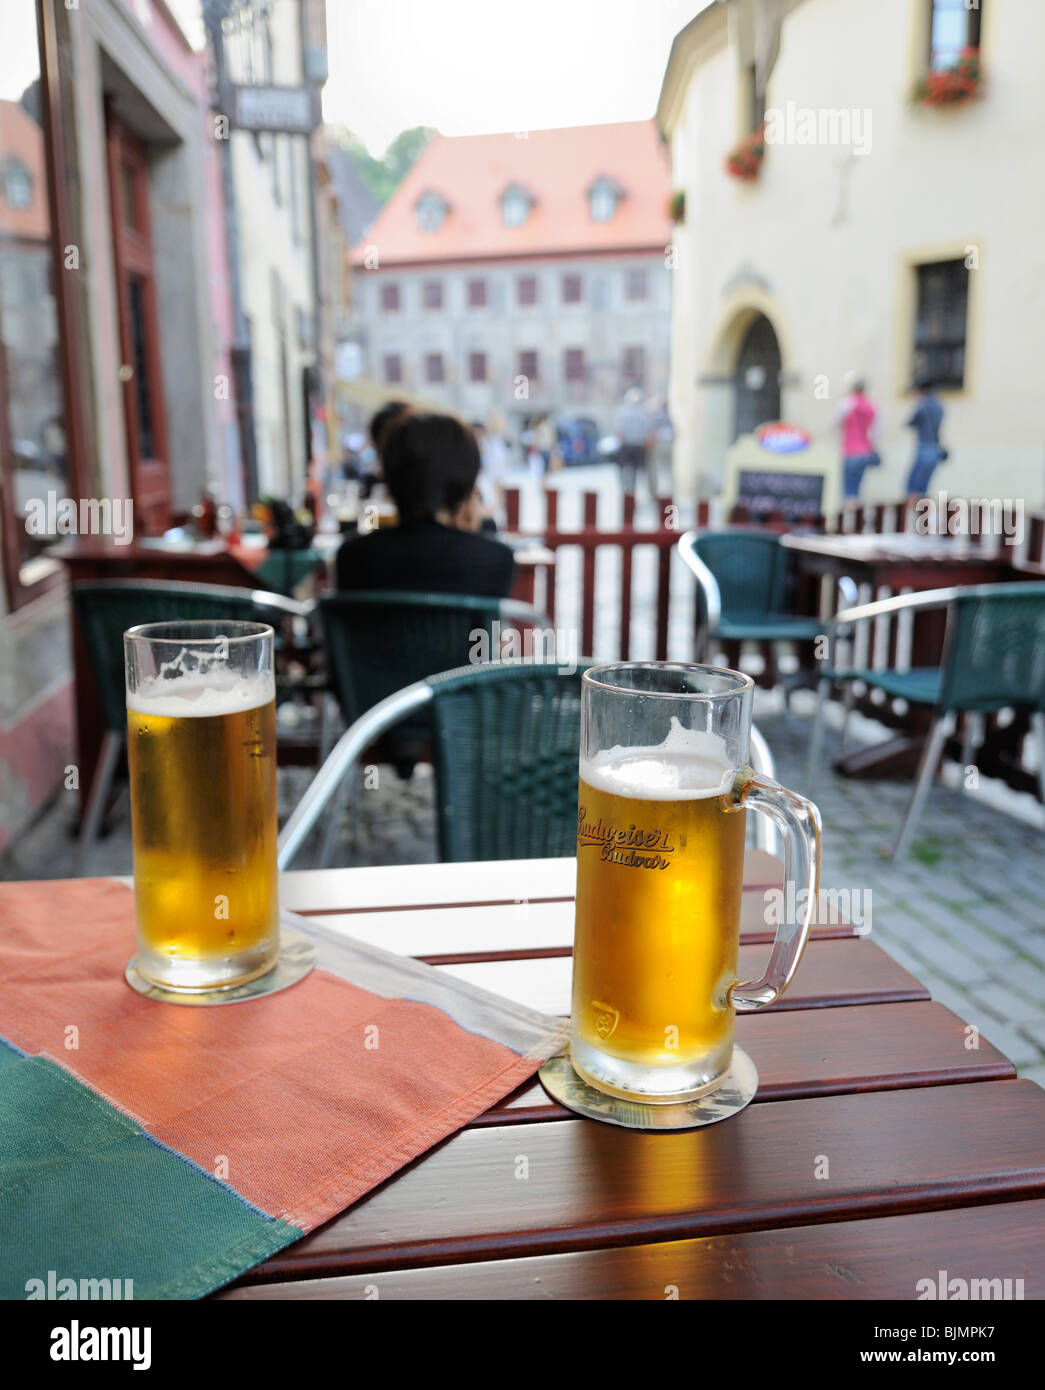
xmin=905 ymin=381 xmax=946 ymax=499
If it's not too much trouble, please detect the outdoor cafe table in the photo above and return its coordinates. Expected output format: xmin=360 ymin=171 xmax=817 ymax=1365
xmin=780 ymin=532 xmax=1014 ymax=781
xmin=216 ymin=850 xmax=1045 ymax=1300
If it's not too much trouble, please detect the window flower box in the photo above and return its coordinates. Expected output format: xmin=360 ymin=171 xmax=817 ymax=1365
xmin=725 ymin=126 xmax=765 ymax=181
xmin=914 ymin=47 xmax=983 ymax=107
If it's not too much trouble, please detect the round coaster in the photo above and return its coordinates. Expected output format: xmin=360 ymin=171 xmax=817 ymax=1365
xmin=125 ymin=929 xmax=316 ymax=1006
xmin=538 ymin=1047 xmax=758 ymax=1130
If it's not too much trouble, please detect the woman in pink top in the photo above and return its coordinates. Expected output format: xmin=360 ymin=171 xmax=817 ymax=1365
xmin=838 ymin=377 xmax=879 ymax=507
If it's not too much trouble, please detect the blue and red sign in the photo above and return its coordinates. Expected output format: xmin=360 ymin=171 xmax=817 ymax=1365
xmin=757 ymin=422 xmax=811 ymax=454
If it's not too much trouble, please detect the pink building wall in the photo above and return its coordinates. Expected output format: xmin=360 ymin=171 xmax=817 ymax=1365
xmin=115 ymin=0 xmax=241 ymax=504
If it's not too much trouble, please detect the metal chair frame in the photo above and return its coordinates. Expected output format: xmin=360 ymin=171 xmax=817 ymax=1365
xmin=676 ymin=531 xmax=857 ymax=694
xmin=807 ymin=581 xmax=1045 ymax=861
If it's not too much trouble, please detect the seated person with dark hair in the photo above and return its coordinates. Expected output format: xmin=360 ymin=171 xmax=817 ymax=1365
xmin=369 ymin=399 xmax=410 ymax=460
xmin=335 ymin=412 xmax=515 ymax=596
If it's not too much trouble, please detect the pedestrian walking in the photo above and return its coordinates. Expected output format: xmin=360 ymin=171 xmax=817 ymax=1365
xmin=905 ymin=379 xmax=947 ymax=500
xmin=837 ymin=374 xmax=879 ymax=509
xmin=615 ymin=387 xmax=650 ymax=494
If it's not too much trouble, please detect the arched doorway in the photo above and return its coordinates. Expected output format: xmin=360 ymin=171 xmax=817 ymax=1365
xmin=733 ymin=314 xmax=781 ymax=439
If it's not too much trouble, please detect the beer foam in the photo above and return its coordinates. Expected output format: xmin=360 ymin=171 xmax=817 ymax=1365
xmin=581 ymin=718 xmax=736 ymax=800
xmin=127 ymin=671 xmax=275 ymax=718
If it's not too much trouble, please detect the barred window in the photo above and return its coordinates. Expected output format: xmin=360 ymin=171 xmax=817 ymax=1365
xmin=913 ymin=259 xmax=968 ymax=389
xmin=383 ymin=354 xmax=402 ymax=384
xmin=517 ymin=349 xmax=538 ymax=381
xmin=468 ymin=351 xmax=487 ymax=382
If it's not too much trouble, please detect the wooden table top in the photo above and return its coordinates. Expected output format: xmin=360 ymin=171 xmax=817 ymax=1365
xmin=780 ymin=532 xmax=984 ymax=561
xmin=218 ymin=851 xmax=1045 ymax=1301
xmin=779 ymin=531 xmax=1011 ymax=587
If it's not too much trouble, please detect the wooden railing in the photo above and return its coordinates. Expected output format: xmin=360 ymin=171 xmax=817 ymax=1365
xmin=502 ymin=481 xmax=1045 ymax=677
xmin=503 ymin=487 xmax=713 ymax=661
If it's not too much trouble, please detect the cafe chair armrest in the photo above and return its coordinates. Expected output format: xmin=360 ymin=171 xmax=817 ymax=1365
xmin=248 ymin=589 xmax=314 ymax=622
xmin=498 ymin=599 xmax=553 ymax=630
xmin=825 ymin=582 xmax=967 ymax=635
xmin=677 ymin=530 xmax=722 ymax=634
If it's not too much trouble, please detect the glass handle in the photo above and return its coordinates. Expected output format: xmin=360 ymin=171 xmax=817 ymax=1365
xmin=724 ymin=767 xmax=822 ymax=1012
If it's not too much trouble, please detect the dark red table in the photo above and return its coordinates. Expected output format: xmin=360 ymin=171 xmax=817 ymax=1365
xmin=217 ymin=851 xmax=1045 ymax=1300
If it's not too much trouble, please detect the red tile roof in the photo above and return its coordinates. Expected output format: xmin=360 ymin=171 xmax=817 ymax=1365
xmin=352 ymin=120 xmax=670 ymax=266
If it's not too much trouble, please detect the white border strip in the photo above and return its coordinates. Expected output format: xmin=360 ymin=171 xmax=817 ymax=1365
xmin=281 ymin=908 xmax=569 ymax=1062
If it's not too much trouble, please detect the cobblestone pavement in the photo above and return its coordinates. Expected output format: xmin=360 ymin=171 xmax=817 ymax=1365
xmin=764 ymin=693 xmax=1045 ymax=1087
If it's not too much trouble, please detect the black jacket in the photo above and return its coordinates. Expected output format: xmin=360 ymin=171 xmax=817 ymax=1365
xmin=335 ymin=520 xmax=515 ymax=598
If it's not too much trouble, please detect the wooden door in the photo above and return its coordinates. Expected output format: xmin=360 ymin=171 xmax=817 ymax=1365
xmin=105 ymin=111 xmax=170 ymax=534
xmin=733 ymin=313 xmax=781 ymax=440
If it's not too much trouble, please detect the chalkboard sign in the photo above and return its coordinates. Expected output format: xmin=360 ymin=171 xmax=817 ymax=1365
xmin=738 ymin=468 xmax=824 ymax=521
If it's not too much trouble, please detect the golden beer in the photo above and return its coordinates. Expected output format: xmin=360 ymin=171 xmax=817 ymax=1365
xmin=571 ymin=745 xmax=746 ymax=1100
xmin=566 ymin=662 xmax=821 ymax=1119
xmin=127 ymin=677 xmax=278 ymax=990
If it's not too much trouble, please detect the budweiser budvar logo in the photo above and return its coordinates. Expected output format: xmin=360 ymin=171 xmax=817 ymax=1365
xmin=577 ymin=806 xmax=676 ymax=869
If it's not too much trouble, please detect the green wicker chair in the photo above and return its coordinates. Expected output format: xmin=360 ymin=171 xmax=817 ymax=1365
xmin=307 ymin=591 xmax=553 ymax=860
xmin=808 ymin=581 xmax=1045 ymax=860
xmin=677 ymin=529 xmax=826 ymax=655
xmin=319 ymin=590 xmax=549 ymax=728
xmin=71 ymin=579 xmax=308 ymax=874
xmin=278 ymin=662 xmax=781 ymax=868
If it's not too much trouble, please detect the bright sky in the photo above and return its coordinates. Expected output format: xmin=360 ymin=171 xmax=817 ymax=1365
xmin=0 ymin=1 xmax=41 ymax=102
xmin=323 ymin=0 xmax=711 ymax=156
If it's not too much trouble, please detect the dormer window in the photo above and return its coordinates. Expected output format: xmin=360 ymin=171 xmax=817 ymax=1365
xmin=588 ymin=175 xmax=624 ymax=222
xmin=3 ymin=160 xmax=32 ymax=210
xmin=500 ymin=183 xmax=534 ymax=228
xmin=415 ymin=190 xmax=448 ymax=233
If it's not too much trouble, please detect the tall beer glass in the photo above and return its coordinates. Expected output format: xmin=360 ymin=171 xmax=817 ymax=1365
xmin=572 ymin=662 xmax=821 ymax=1102
xmin=125 ymin=621 xmax=279 ymax=992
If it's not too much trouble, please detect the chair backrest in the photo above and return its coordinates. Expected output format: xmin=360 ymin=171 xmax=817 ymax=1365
xmin=72 ymin=579 xmax=289 ymax=732
xmin=253 ymin=548 xmax=324 ymax=597
xmin=276 ymin=658 xmax=782 ymax=868
xmin=940 ymin=583 xmax=1045 ymax=713
xmin=426 ymin=662 xmax=591 ymax=862
xmin=693 ymin=531 xmax=788 ymax=620
xmin=320 ymin=590 xmax=512 ymax=726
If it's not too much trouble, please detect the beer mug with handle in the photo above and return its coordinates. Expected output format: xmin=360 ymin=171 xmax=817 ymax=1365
xmin=125 ymin=620 xmax=279 ymax=993
xmin=571 ymin=662 xmax=821 ymax=1103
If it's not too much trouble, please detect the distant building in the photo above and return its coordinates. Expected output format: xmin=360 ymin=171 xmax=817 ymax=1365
xmin=657 ymin=0 xmax=1045 ymax=502
xmin=317 ymin=136 xmax=381 ymax=448
xmin=213 ymin=0 xmax=328 ymax=501
xmin=347 ymin=121 xmax=672 ymax=440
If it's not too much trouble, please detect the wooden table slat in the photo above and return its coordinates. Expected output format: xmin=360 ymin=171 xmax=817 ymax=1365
xmin=220 ymin=1196 xmax=1045 ymax=1299
xmin=287 ymin=890 xmax=856 ymax=964
xmin=279 ymin=849 xmax=785 ymax=916
xmin=237 ymin=1080 xmax=1045 ymax=1284
xmin=473 ymin=1001 xmax=1013 ymax=1124
xmin=433 ymin=937 xmax=928 ymax=1018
